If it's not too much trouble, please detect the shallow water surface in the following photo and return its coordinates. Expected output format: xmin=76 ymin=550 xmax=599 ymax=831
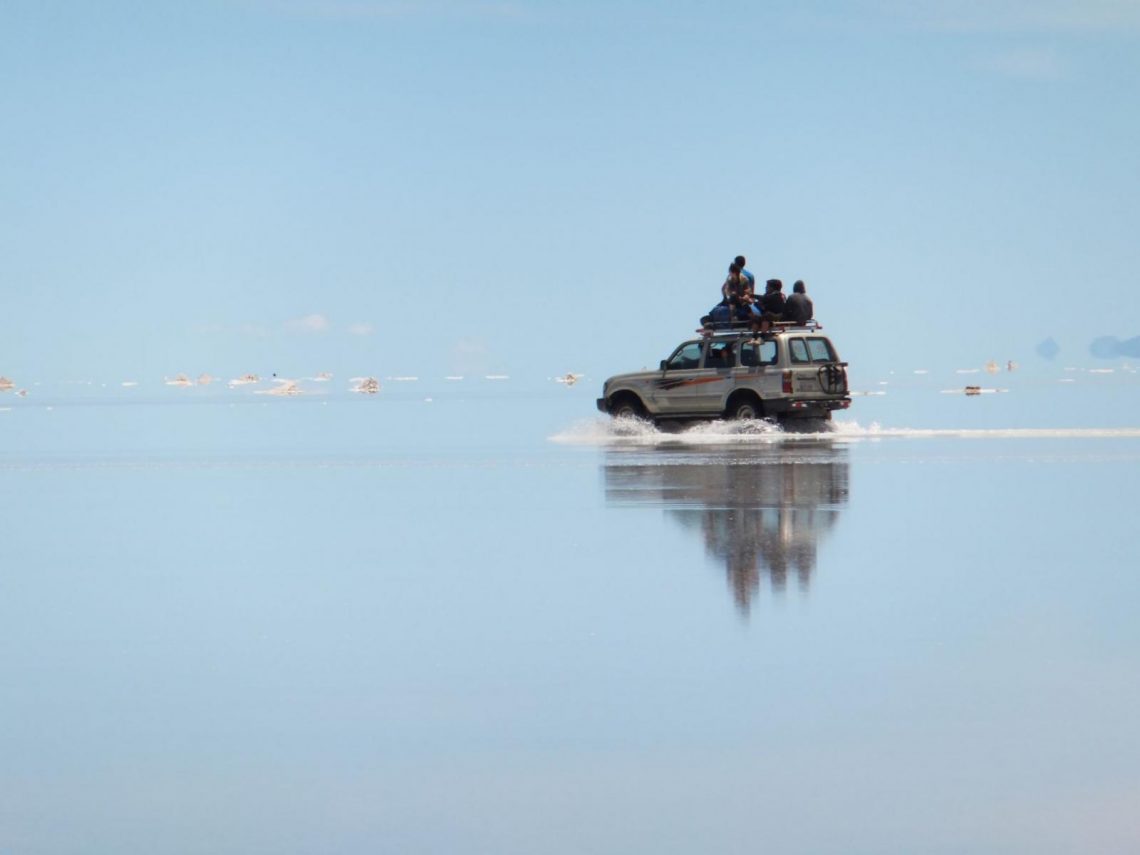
xmin=2 ymin=389 xmax=1139 ymax=854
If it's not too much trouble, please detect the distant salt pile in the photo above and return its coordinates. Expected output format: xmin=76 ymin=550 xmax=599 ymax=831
xmin=351 ymin=377 xmax=381 ymax=394
xmin=165 ymin=374 xmax=193 ymax=387
xmin=942 ymin=386 xmax=1007 ymax=396
xmin=197 ymin=373 xmax=215 ymax=386
xmin=985 ymin=361 xmax=1000 ymax=375
xmin=312 ymin=372 xmax=333 ymax=382
xmin=0 ymin=377 xmax=14 ymax=391
xmin=256 ymin=379 xmax=301 ymax=397
xmin=555 ymin=373 xmax=584 ymax=386
xmin=229 ymin=374 xmax=260 ymax=387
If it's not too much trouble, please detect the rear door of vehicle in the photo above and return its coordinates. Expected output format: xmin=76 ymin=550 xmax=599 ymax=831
xmin=734 ymin=338 xmax=780 ymax=400
xmin=787 ymin=336 xmax=844 ymax=396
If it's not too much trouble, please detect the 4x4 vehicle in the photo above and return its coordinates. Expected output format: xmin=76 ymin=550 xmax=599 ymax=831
xmin=596 ymin=323 xmax=851 ymax=423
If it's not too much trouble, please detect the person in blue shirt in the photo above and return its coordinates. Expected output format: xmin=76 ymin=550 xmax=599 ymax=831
xmin=734 ymin=255 xmax=756 ymax=292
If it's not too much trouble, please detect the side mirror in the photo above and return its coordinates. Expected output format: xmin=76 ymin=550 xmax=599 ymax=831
xmin=659 ymin=360 xmax=668 ymax=371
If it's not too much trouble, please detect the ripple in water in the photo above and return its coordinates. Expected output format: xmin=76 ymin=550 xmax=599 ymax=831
xmin=550 ymin=417 xmax=1140 ymax=446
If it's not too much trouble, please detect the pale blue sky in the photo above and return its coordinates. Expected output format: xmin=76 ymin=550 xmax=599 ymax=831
xmin=3 ymin=0 xmax=1138 ymax=383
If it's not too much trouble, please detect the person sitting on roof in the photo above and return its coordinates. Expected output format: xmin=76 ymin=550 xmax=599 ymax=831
xmin=783 ymin=280 xmax=814 ymax=325
xmin=734 ymin=255 xmax=756 ymax=293
xmin=721 ymin=263 xmax=748 ymax=305
xmin=760 ymin=278 xmax=786 ymax=317
xmin=733 ymin=276 xmax=759 ymax=319
xmin=748 ymin=314 xmax=774 ymax=338
xmin=701 ymin=267 xmax=760 ymax=331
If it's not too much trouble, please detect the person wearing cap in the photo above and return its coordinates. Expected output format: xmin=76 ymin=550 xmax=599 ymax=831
xmin=783 ymin=280 xmax=814 ymax=325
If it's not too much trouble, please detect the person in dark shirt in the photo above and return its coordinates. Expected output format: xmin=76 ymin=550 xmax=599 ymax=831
xmin=760 ymin=278 xmax=786 ymax=316
xmin=783 ymin=280 xmax=814 ymax=325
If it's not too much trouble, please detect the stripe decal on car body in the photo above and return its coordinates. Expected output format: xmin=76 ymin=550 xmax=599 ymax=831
xmin=655 ymin=376 xmax=727 ymax=391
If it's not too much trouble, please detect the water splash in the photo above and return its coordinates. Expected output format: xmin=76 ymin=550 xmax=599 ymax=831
xmin=551 ymin=417 xmax=808 ymax=446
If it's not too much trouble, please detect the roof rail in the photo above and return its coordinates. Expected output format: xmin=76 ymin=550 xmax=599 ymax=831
xmin=699 ymin=319 xmax=823 ymax=334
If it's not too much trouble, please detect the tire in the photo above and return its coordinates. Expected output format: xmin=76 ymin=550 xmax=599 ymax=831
xmin=726 ymin=394 xmax=763 ymax=420
xmin=609 ymin=394 xmax=646 ymax=420
xmin=818 ymin=364 xmax=847 ymax=395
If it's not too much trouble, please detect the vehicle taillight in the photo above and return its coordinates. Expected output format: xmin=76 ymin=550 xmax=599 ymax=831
xmin=782 ymin=370 xmax=793 ymax=394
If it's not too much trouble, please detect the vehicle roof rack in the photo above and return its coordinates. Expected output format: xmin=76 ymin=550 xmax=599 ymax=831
xmin=699 ymin=319 xmax=823 ymax=334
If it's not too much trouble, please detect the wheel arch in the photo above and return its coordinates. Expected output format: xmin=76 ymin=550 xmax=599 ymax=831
xmin=608 ymin=389 xmax=648 ymax=417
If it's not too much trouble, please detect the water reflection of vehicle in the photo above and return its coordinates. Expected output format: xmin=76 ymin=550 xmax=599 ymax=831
xmin=604 ymin=444 xmax=849 ymax=616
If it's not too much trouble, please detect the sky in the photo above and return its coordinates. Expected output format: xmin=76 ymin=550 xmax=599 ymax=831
xmin=2 ymin=0 xmax=1139 ymax=385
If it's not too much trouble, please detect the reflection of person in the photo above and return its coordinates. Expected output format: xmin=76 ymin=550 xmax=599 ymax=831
xmin=704 ymin=498 xmax=817 ymax=610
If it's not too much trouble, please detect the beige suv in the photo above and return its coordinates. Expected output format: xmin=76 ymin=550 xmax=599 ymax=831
xmin=596 ymin=325 xmax=851 ymax=423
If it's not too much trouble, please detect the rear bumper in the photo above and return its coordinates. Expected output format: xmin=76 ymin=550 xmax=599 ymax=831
xmin=765 ymin=397 xmax=851 ymax=418
xmin=596 ymin=398 xmax=608 ymax=413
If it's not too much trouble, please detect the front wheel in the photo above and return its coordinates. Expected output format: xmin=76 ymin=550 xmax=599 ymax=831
xmin=609 ymin=394 xmax=646 ymax=420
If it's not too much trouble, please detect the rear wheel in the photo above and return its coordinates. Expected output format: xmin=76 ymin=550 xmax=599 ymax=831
xmin=726 ymin=394 xmax=764 ymax=420
xmin=609 ymin=394 xmax=646 ymax=420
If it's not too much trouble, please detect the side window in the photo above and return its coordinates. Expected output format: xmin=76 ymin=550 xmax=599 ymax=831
xmin=740 ymin=340 xmax=777 ymax=367
xmin=666 ymin=342 xmax=702 ymax=370
xmin=807 ymin=338 xmax=836 ymax=363
xmin=789 ymin=338 xmax=811 ymax=364
xmin=704 ymin=341 xmax=736 ymax=368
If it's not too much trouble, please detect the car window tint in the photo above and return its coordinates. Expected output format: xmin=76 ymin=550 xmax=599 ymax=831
xmin=807 ymin=338 xmax=835 ymax=363
xmin=789 ymin=338 xmax=810 ymax=364
xmin=704 ymin=342 xmax=736 ymax=368
xmin=740 ymin=340 xmax=777 ymax=367
xmin=666 ymin=342 xmax=702 ymax=370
